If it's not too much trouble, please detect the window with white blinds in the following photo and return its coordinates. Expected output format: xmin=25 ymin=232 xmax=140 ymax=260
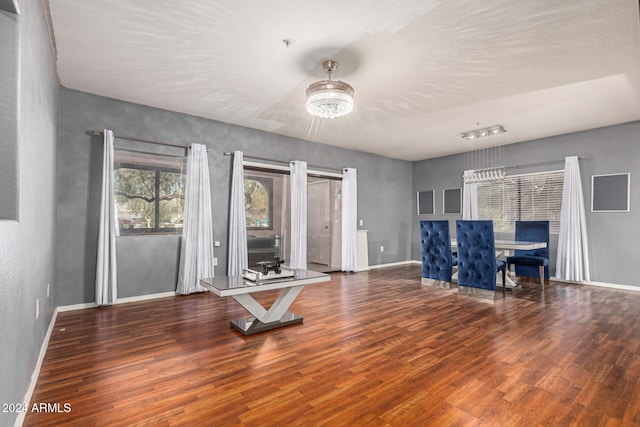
xmin=476 ymin=169 xmax=564 ymax=234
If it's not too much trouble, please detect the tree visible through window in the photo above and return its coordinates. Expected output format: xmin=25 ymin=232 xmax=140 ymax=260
xmin=244 ymin=177 xmax=273 ymax=229
xmin=114 ymin=150 xmax=186 ymax=234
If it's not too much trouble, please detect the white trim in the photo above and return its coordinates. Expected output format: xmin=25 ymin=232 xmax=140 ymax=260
xmin=57 ymin=302 xmax=97 ymax=312
xmin=117 ymin=291 xmax=178 ymax=304
xmin=58 ymin=291 xmax=178 ymax=312
xmin=15 ymin=309 xmax=58 ymax=427
xmin=308 ymin=168 xmax=343 ymax=179
xmin=243 ymin=160 xmax=290 ymax=172
xmin=551 ymin=277 xmax=640 ymax=292
xmin=509 ymin=168 xmax=565 ymax=178
xmin=369 ymin=260 xmax=420 ymax=270
xmin=243 ymin=160 xmax=343 ymax=179
xmin=368 ymin=265 xmax=640 ymax=292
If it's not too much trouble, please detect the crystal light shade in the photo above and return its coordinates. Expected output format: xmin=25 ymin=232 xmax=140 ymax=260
xmin=306 ymin=60 xmax=354 ymax=119
xmin=463 ymin=166 xmax=506 ymax=184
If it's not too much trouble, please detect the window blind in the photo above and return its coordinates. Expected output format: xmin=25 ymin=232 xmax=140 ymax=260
xmin=476 ymin=169 xmax=564 ymax=233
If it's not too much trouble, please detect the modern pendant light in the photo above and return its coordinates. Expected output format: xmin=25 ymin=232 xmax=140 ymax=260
xmin=306 ymin=60 xmax=354 ymax=119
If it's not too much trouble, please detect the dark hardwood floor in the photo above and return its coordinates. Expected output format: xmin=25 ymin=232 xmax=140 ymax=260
xmin=25 ymin=265 xmax=640 ymax=426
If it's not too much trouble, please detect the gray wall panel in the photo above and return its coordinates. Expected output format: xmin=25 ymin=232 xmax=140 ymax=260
xmin=0 ymin=0 xmax=59 ymax=425
xmin=0 ymin=10 xmax=19 ymax=220
xmin=117 ymin=235 xmax=182 ymax=298
xmin=412 ymin=122 xmax=640 ymax=287
xmin=56 ymin=88 xmax=413 ymax=305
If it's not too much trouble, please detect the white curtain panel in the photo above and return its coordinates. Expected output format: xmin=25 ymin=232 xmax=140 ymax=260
xmin=341 ymin=167 xmax=358 ymax=272
xmin=289 ymin=160 xmax=308 ymax=269
xmin=177 ymin=144 xmax=214 ymax=295
xmin=280 ymin=177 xmax=288 ymax=262
xmin=556 ymin=156 xmax=590 ymax=281
xmin=95 ymin=129 xmax=118 ymax=305
xmin=462 ymin=170 xmax=479 ymax=220
xmin=228 ymin=151 xmax=248 ymax=275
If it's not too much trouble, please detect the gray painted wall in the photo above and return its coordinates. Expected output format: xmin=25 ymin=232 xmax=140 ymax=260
xmin=0 ymin=0 xmax=58 ymax=425
xmin=0 ymin=9 xmax=19 ymax=220
xmin=412 ymin=122 xmax=640 ymax=287
xmin=56 ymin=88 xmax=413 ymax=305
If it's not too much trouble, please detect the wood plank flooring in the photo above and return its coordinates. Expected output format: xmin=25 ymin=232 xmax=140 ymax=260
xmin=25 ymin=265 xmax=640 ymax=426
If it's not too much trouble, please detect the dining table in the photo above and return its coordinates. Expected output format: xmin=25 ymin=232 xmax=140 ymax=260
xmin=450 ymin=239 xmax=548 ymax=289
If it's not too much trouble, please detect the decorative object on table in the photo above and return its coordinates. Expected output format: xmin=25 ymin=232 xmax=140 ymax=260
xmin=417 ymin=190 xmax=435 ymax=215
xmin=591 ymin=173 xmax=630 ymax=212
xmin=420 ymin=220 xmax=457 ymax=289
xmin=243 ymin=258 xmax=294 ymax=283
xmin=506 ymin=221 xmax=550 ymax=290
xmin=456 ymin=220 xmax=507 ymax=299
xmin=258 ymin=257 xmax=284 ymax=275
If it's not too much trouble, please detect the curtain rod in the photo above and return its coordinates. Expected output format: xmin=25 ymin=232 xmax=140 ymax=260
xmin=222 ymin=151 xmax=343 ymax=174
xmin=89 ymin=130 xmax=189 ymax=149
xmin=506 ymin=158 xmax=582 ymax=170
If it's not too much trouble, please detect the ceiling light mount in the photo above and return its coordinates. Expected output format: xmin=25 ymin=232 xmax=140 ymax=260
xmin=461 ymin=125 xmax=506 ymax=140
xmin=306 ymin=60 xmax=354 ymax=119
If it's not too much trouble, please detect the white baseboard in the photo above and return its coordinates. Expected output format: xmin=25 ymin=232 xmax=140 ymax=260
xmin=57 ymin=302 xmax=97 ymax=312
xmin=57 ymin=291 xmax=178 ymax=312
xmin=551 ymin=277 xmax=640 ymax=292
xmin=364 ymin=263 xmax=640 ymax=292
xmin=368 ymin=260 xmax=420 ymax=270
xmin=117 ymin=291 xmax=177 ymax=304
xmin=15 ymin=308 xmax=58 ymax=427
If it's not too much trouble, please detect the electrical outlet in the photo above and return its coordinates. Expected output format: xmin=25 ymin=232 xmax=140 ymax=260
xmin=380 ymin=246 xmax=384 ymax=252
xmin=36 ymin=299 xmax=40 ymax=320
xmin=47 ymin=283 xmax=50 ymax=299
xmin=214 ymin=241 xmax=221 ymax=247
xmin=213 ymin=257 xmax=218 ymax=266
xmin=359 ymin=219 xmax=364 ymax=226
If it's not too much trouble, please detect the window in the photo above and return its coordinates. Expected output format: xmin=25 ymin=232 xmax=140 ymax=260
xmin=477 ymin=170 xmax=564 ymax=233
xmin=114 ymin=150 xmax=186 ymax=234
xmin=243 ymin=168 xmax=288 ymax=269
xmin=244 ymin=176 xmax=273 ymax=229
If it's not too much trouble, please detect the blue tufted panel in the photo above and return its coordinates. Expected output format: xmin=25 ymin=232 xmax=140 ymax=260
xmin=456 ymin=220 xmax=499 ymax=291
xmin=509 ymin=220 xmax=550 ymax=278
xmin=420 ymin=220 xmax=453 ymax=282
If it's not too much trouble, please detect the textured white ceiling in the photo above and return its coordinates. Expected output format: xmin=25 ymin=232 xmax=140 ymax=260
xmin=48 ymin=0 xmax=640 ymax=161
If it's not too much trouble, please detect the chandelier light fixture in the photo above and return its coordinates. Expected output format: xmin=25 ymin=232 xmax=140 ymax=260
xmin=462 ymin=124 xmax=507 ymax=184
xmin=306 ymin=60 xmax=354 ymax=119
xmin=461 ymin=124 xmax=506 ymax=140
xmin=463 ymin=166 xmax=506 ymax=183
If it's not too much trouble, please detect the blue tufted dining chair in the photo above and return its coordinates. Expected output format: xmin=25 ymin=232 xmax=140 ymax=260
xmin=506 ymin=220 xmax=550 ymax=290
xmin=456 ymin=220 xmax=507 ymax=298
xmin=420 ymin=220 xmax=457 ymax=288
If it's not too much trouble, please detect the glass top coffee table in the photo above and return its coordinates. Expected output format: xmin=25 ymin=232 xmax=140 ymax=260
xmin=200 ymin=268 xmax=330 ymax=335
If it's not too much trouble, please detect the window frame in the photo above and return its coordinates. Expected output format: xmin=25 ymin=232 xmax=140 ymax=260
xmin=476 ymin=169 xmax=564 ymax=234
xmin=244 ymin=176 xmax=274 ymax=231
xmin=114 ymin=161 xmax=186 ymax=235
